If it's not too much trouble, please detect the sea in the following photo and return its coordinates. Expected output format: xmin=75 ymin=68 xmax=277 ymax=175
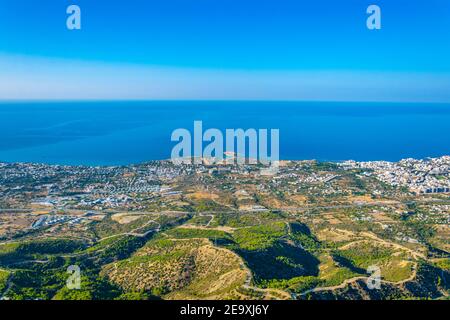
xmin=0 ymin=101 xmax=448 ymax=166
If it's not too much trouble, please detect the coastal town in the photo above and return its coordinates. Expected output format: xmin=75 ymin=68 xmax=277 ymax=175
xmin=342 ymin=156 xmax=450 ymax=194
xmin=1 ymin=156 xmax=448 ymax=212
xmin=0 ymin=156 xmax=448 ymax=238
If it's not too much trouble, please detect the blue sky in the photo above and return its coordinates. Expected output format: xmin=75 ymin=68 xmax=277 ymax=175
xmin=0 ymin=0 xmax=449 ymax=101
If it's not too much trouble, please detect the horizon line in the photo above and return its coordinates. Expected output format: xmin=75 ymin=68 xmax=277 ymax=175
xmin=1 ymin=99 xmax=450 ymax=105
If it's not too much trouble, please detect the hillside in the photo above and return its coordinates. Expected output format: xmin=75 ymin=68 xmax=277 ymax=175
xmin=101 ymin=238 xmax=248 ymax=299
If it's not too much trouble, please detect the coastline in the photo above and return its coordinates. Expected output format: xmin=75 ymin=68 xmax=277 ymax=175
xmin=1 ymin=154 xmax=449 ymax=168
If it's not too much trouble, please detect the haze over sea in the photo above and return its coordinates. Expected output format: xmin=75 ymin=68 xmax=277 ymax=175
xmin=0 ymin=101 xmax=448 ymax=166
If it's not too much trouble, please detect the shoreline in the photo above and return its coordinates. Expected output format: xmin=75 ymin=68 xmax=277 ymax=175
xmin=1 ymin=154 xmax=449 ymax=168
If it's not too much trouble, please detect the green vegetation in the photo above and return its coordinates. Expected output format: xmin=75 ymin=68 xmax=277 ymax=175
xmin=0 ymin=239 xmax=85 ymax=256
xmin=403 ymin=220 xmax=436 ymax=242
xmin=91 ymin=215 xmax=154 ymax=238
xmin=52 ymin=276 xmax=120 ymax=300
xmin=261 ymin=276 xmax=323 ymax=293
xmin=102 ymin=238 xmax=247 ymax=299
xmin=115 ymin=292 xmax=155 ymax=300
xmin=164 ymin=228 xmax=231 ymax=241
xmin=238 ymin=241 xmax=320 ymax=283
xmin=0 ymin=269 xmax=10 ymax=293
xmin=213 ymin=211 xmax=285 ymax=228
xmin=334 ymin=242 xmax=416 ymax=282
xmin=231 ymin=222 xmax=286 ymax=251
xmin=321 ymin=267 xmax=360 ymax=287
xmin=383 ymin=262 xmax=415 ymax=283
xmin=337 ymin=243 xmax=393 ymax=269
xmin=0 ymin=243 xmax=20 ymax=254
xmin=0 ymin=231 xmax=159 ymax=300
xmin=434 ymin=258 xmax=450 ymax=271
xmin=194 ymin=200 xmax=228 ymax=212
xmin=289 ymin=222 xmax=322 ymax=252
xmin=0 ymin=239 xmax=86 ymax=266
